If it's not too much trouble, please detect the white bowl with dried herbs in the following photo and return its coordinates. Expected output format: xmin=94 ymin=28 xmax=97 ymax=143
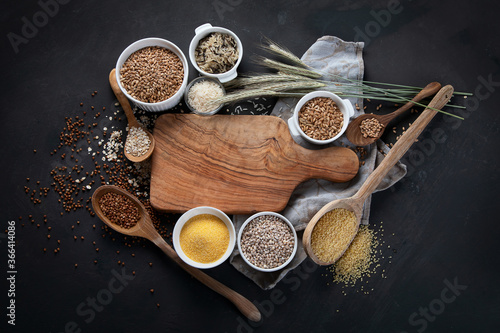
xmin=288 ymin=91 xmax=355 ymax=145
xmin=116 ymin=37 xmax=189 ymax=112
xmin=189 ymin=23 xmax=243 ymax=83
xmin=237 ymin=212 xmax=297 ymax=272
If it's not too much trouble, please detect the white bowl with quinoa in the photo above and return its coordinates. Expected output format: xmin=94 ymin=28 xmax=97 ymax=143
xmin=237 ymin=212 xmax=297 ymax=272
xmin=115 ymin=37 xmax=189 ymax=112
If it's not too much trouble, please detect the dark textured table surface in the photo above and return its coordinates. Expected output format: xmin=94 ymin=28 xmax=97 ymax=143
xmin=1 ymin=0 xmax=499 ymax=332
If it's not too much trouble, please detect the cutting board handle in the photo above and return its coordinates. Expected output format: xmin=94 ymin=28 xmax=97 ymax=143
xmin=286 ymin=116 xmax=359 ymax=183
xmin=291 ymin=144 xmax=359 ymax=183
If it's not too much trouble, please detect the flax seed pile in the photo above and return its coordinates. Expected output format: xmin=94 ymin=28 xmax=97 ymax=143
xmin=120 ymin=46 xmax=184 ymax=103
xmin=298 ymin=97 xmax=343 ymax=140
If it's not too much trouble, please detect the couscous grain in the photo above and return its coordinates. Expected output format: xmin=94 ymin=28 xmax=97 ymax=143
xmin=311 ymin=208 xmax=357 ymax=263
xmin=179 ymin=214 xmax=229 ymax=264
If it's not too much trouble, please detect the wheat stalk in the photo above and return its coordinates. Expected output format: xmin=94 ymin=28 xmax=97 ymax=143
xmin=253 ymin=55 xmax=322 ymax=79
xmin=218 ymin=38 xmax=470 ymax=119
xmin=258 ymin=37 xmax=311 ymax=69
xmin=224 ymin=73 xmax=316 ymax=89
xmin=212 ymin=80 xmax=326 ymax=107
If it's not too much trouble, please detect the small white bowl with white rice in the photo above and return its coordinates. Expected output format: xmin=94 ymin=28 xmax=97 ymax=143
xmin=184 ymin=76 xmax=226 ymax=115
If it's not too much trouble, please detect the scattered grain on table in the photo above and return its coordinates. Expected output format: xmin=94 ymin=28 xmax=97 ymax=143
xmin=323 ymin=221 xmax=393 ymax=294
xmin=20 ymin=92 xmax=175 ymax=271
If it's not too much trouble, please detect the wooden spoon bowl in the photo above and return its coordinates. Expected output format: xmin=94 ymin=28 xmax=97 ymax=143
xmin=303 ymin=85 xmax=454 ymax=265
xmin=91 ymin=185 xmax=261 ymax=322
xmin=109 ymin=69 xmax=155 ymax=163
xmin=345 ymin=82 xmax=442 ymax=146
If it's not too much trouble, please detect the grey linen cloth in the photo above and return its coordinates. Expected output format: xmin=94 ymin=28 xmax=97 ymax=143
xmin=229 ymin=36 xmax=407 ymax=290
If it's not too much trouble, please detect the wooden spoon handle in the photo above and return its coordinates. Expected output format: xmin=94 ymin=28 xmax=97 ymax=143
xmin=109 ymin=68 xmax=141 ymax=128
xmin=355 ymin=85 xmax=454 ymax=201
xmin=379 ymin=82 xmax=442 ymax=124
xmin=150 ymin=236 xmax=262 ymax=322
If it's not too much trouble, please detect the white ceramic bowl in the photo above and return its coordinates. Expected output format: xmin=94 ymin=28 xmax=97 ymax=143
xmin=237 ymin=212 xmax=297 ymax=272
xmin=184 ymin=76 xmax=226 ymax=115
xmin=173 ymin=206 xmax=235 ymax=269
xmin=115 ymin=37 xmax=189 ymax=112
xmin=189 ymin=23 xmax=243 ymax=83
xmin=288 ymin=91 xmax=355 ymax=145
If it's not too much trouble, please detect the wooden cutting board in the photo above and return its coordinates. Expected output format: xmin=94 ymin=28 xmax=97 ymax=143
xmin=150 ymin=114 xmax=359 ymax=214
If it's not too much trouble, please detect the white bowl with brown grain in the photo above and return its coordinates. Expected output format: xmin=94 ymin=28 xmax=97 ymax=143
xmin=288 ymin=91 xmax=355 ymax=145
xmin=115 ymin=37 xmax=189 ymax=112
xmin=237 ymin=212 xmax=297 ymax=272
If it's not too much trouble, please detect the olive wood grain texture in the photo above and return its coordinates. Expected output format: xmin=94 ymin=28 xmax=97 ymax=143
xmin=109 ymin=68 xmax=155 ymax=163
xmin=345 ymin=82 xmax=442 ymax=146
xmin=303 ymin=85 xmax=454 ymax=266
xmin=150 ymin=114 xmax=360 ymax=214
xmin=91 ymin=185 xmax=261 ymax=322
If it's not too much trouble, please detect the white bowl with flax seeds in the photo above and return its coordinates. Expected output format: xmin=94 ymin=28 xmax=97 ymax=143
xmin=288 ymin=91 xmax=355 ymax=145
xmin=189 ymin=23 xmax=243 ymax=83
xmin=116 ymin=37 xmax=189 ymax=112
xmin=237 ymin=212 xmax=297 ymax=272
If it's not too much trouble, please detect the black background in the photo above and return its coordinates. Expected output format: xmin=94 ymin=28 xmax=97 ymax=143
xmin=1 ymin=0 xmax=499 ymax=332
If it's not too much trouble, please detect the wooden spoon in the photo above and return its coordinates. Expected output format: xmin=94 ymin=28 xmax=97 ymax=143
xmin=109 ymin=68 xmax=155 ymax=163
xmin=91 ymin=185 xmax=261 ymax=322
xmin=345 ymin=82 xmax=442 ymax=146
xmin=303 ymin=85 xmax=454 ymax=266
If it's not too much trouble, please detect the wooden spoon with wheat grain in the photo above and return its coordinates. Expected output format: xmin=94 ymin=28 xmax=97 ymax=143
xmin=303 ymin=85 xmax=454 ymax=266
xmin=345 ymin=82 xmax=442 ymax=146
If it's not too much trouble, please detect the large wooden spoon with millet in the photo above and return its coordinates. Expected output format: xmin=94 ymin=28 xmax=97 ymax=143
xmin=303 ymin=85 xmax=454 ymax=266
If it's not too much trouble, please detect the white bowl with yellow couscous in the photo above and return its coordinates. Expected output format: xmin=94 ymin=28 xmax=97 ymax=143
xmin=173 ymin=206 xmax=236 ymax=269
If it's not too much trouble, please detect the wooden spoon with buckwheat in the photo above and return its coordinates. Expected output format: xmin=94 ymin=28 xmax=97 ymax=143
xmin=92 ymin=185 xmax=261 ymax=322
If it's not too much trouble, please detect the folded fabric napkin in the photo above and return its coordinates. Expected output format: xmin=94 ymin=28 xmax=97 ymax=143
xmin=230 ymin=36 xmax=406 ymax=290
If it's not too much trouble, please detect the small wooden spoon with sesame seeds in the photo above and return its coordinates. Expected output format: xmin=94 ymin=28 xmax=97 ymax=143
xmin=92 ymin=185 xmax=261 ymax=322
xmin=345 ymin=82 xmax=442 ymax=146
xmin=109 ymin=69 xmax=155 ymax=163
xmin=303 ymin=85 xmax=454 ymax=266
